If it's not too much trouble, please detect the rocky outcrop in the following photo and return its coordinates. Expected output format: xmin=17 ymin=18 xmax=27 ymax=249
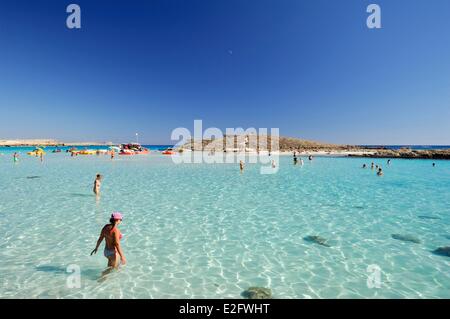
xmin=349 ymin=149 xmax=450 ymax=160
xmin=242 ymin=287 xmax=272 ymax=299
xmin=303 ymin=235 xmax=331 ymax=247
xmin=391 ymin=234 xmax=421 ymax=244
xmin=180 ymin=134 xmax=356 ymax=152
xmin=432 ymin=247 xmax=450 ymax=257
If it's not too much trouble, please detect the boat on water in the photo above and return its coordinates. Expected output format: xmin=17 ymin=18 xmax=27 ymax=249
xmin=77 ymin=149 xmax=97 ymax=155
xmin=162 ymin=148 xmax=175 ymax=155
xmin=119 ymin=143 xmax=150 ymax=155
xmin=27 ymin=148 xmax=45 ymax=156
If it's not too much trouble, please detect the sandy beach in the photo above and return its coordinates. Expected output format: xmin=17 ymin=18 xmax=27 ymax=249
xmin=0 ymin=139 xmax=111 ymax=146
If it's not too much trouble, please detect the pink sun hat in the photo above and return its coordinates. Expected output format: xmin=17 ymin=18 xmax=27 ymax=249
xmin=111 ymin=212 xmax=123 ymax=220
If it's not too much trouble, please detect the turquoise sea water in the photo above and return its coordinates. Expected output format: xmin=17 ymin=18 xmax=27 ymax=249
xmin=0 ymin=148 xmax=449 ymax=298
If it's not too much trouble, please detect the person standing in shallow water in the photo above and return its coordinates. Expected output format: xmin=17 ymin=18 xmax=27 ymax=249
xmin=93 ymin=174 xmax=102 ymax=197
xmin=239 ymin=160 xmax=244 ymax=172
xmin=13 ymin=152 xmax=19 ymax=163
xmin=91 ymin=212 xmax=126 ymax=270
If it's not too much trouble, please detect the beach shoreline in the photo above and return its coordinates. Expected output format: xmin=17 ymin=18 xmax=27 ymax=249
xmin=0 ymin=139 xmax=111 ymax=147
xmin=1 ymin=138 xmax=449 ymax=159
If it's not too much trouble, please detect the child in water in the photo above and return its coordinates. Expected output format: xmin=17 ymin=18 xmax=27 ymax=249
xmin=377 ymin=168 xmax=384 ymax=176
xmin=93 ymin=174 xmax=103 ymax=196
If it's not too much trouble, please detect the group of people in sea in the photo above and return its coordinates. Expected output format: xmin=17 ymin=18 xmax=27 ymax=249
xmin=362 ymin=161 xmax=385 ymax=176
xmin=239 ymin=159 xmax=278 ymax=173
xmin=362 ymin=158 xmax=438 ymax=176
xmin=292 ymin=151 xmax=312 ymax=166
xmin=237 ymin=151 xmax=315 ymax=173
xmin=8 ymin=149 xmax=443 ymax=277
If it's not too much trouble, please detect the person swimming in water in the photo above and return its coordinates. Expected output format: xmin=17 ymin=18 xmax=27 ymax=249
xmin=91 ymin=212 xmax=126 ymax=270
xmin=432 ymin=163 xmax=436 ymax=167
xmin=371 ymin=162 xmax=375 ymax=170
xmin=308 ymin=155 xmax=313 ymax=161
xmin=377 ymin=168 xmax=384 ymax=176
xmin=93 ymin=174 xmax=102 ymax=196
xmin=387 ymin=159 xmax=391 ymax=166
xmin=362 ymin=164 xmax=367 ymax=169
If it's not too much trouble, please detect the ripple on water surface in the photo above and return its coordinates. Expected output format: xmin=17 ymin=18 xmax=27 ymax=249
xmin=0 ymin=154 xmax=449 ymax=298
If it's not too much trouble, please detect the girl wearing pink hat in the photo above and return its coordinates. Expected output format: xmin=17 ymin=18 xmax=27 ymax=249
xmin=91 ymin=212 xmax=126 ymax=269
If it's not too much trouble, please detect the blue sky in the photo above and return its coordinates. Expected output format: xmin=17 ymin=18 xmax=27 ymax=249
xmin=0 ymin=0 xmax=449 ymax=145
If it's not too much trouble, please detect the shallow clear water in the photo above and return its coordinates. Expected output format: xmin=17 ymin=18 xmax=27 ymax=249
xmin=0 ymin=150 xmax=449 ymax=298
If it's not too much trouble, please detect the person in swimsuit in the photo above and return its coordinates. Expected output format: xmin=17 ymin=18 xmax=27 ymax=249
xmin=13 ymin=152 xmax=19 ymax=163
xmin=91 ymin=212 xmax=126 ymax=269
xmin=111 ymin=149 xmax=115 ymax=160
xmin=377 ymin=168 xmax=384 ymax=176
xmin=239 ymin=160 xmax=244 ymax=172
xmin=93 ymin=174 xmax=102 ymax=196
